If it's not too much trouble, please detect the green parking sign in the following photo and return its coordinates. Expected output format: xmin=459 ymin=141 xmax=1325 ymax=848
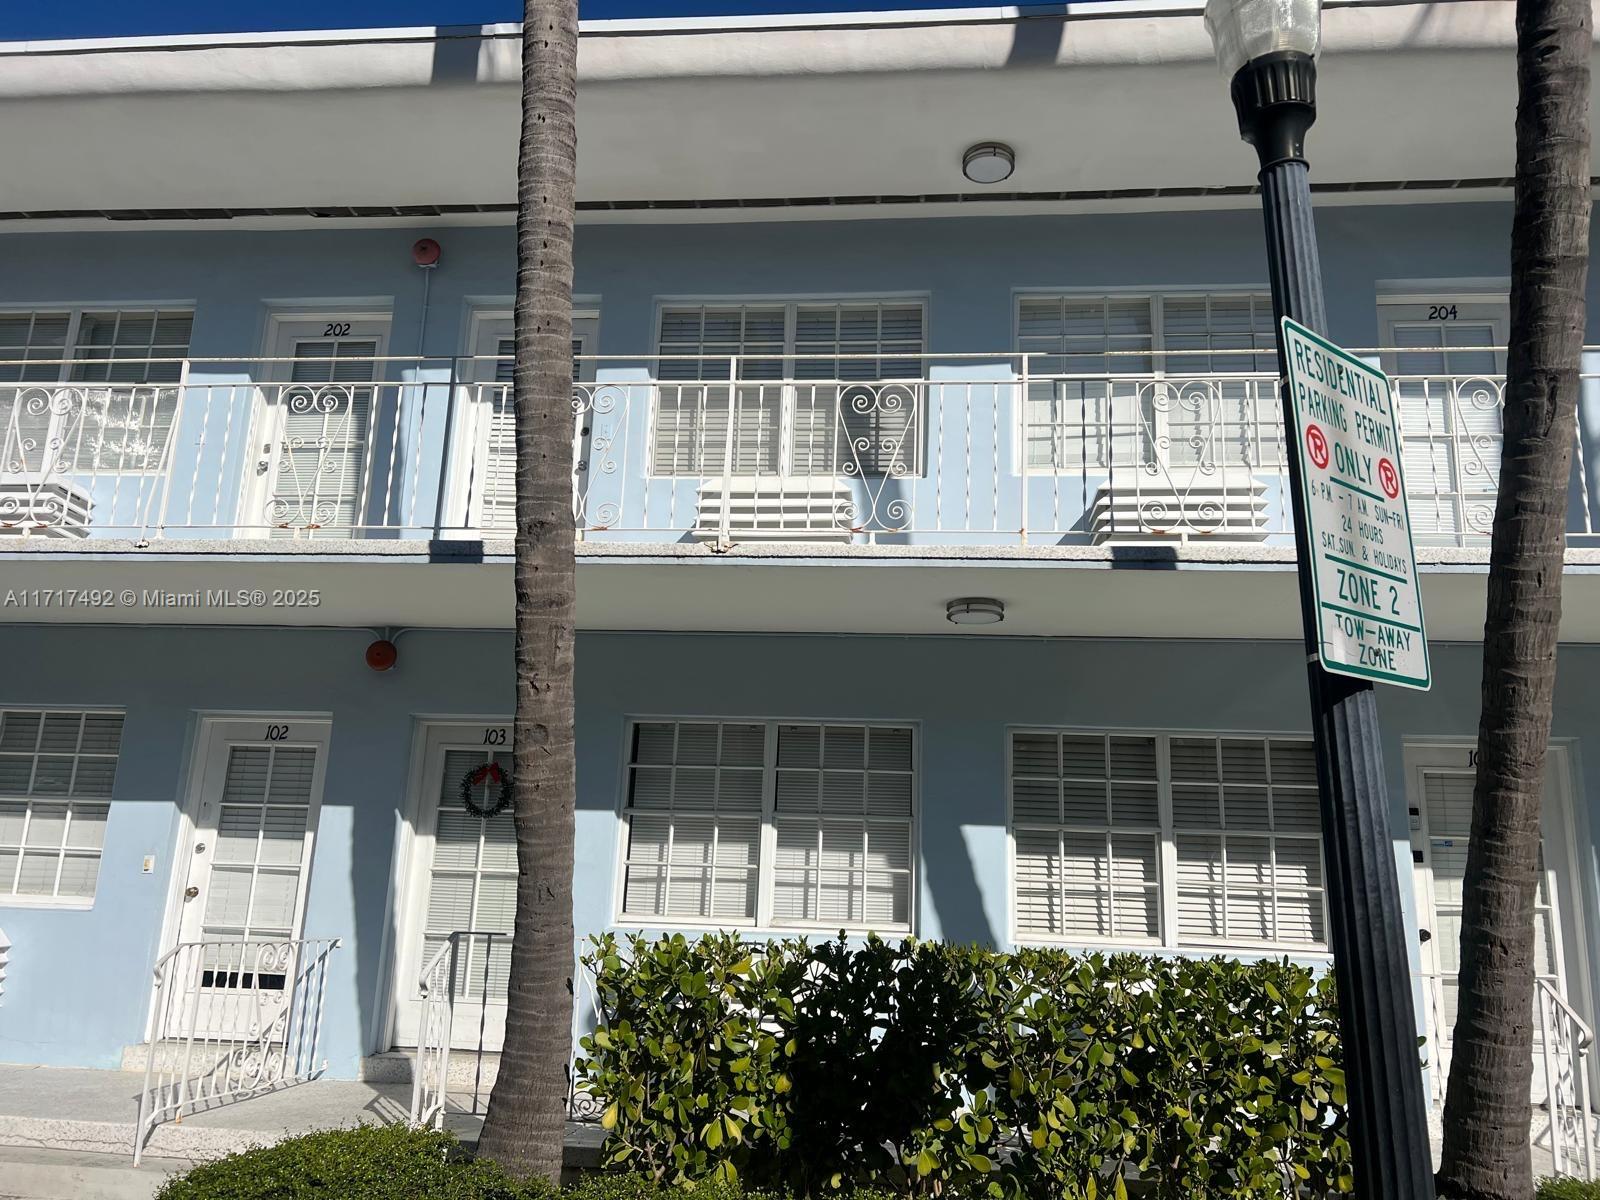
xmin=1282 ymin=317 xmax=1431 ymax=691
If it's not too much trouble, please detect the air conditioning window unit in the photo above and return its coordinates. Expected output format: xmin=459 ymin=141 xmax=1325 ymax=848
xmin=0 ymin=479 xmax=94 ymax=537
xmin=1089 ymin=471 xmax=1270 ymax=544
xmin=694 ymin=476 xmax=855 ymax=543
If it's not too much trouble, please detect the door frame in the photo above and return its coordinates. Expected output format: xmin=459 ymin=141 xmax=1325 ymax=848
xmin=238 ymin=311 xmax=393 ymax=536
xmin=1402 ymin=737 xmax=1594 ymax=1092
xmin=146 ymin=712 xmax=334 ymax=1041
xmin=387 ymin=716 xmax=514 ymax=1051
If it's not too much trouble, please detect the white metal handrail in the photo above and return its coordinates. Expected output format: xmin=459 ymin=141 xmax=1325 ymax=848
xmin=133 ymin=937 xmax=340 ymax=1164
xmin=1537 ymin=978 xmax=1599 ymax=1180
xmin=1 ymin=352 xmax=1593 ymax=549
xmin=407 ymin=932 xmax=604 ymax=1129
xmin=410 ymin=938 xmax=456 ymax=1131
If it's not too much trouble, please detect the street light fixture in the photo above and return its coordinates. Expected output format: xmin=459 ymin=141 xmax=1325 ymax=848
xmin=1204 ymin=1 xmax=1437 ymax=1196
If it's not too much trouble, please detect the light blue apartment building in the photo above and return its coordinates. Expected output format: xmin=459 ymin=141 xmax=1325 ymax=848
xmin=0 ymin=0 xmax=1597 ymax=1170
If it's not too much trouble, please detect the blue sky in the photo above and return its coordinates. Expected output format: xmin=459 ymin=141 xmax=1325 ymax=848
xmin=1 ymin=0 xmax=1036 ymax=42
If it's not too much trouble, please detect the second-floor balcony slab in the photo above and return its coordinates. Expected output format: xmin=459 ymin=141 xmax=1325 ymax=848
xmin=5 ymin=348 xmax=1600 ymax=639
xmin=6 ymin=537 xmax=1600 ymax=646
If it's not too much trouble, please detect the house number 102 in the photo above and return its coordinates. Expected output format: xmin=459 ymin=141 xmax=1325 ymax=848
xmin=264 ymin=724 xmax=290 ymax=741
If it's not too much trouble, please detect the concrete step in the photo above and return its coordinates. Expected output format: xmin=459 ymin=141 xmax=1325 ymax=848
xmin=361 ymin=1049 xmax=501 ymax=1093
xmin=0 ymin=1146 xmax=182 ymax=1200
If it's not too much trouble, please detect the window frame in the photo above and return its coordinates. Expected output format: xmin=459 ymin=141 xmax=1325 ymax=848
xmin=647 ymin=295 xmax=930 ymax=480
xmin=1006 ymin=725 xmax=1332 ymax=958
xmin=612 ymin=715 xmax=920 ymax=936
xmin=1011 ymin=287 xmax=1279 ymax=474
xmin=0 ymin=705 xmax=124 ymax=911
xmin=0 ymin=304 xmax=197 ymax=477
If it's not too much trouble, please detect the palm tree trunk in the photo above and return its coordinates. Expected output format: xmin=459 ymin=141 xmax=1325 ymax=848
xmin=1436 ymin=2 xmax=1590 ymax=1197
xmin=475 ymin=0 xmax=580 ymax=1182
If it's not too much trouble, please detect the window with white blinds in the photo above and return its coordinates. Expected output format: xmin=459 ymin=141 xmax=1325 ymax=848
xmin=1388 ymin=321 xmax=1504 ymax=545
xmin=1016 ymin=293 xmax=1277 ymax=470
xmin=1417 ymin=768 xmax=1561 ymax=1041
xmin=0 ymin=309 xmax=194 ymax=474
xmin=0 ymin=709 xmax=123 ymax=904
xmin=204 ymin=744 xmax=317 ymax=940
xmin=476 ymin=336 xmax=586 ymax=534
xmin=1168 ymin=736 xmax=1324 ymax=945
xmin=619 ymin=719 xmax=916 ymax=932
xmin=1010 ymin=731 xmax=1327 ymax=950
xmin=421 ymin=746 xmax=516 ymax=1000
xmin=652 ymin=302 xmax=925 ymax=477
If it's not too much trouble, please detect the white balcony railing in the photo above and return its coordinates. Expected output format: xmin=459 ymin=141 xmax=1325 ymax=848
xmin=1 ymin=352 xmax=1592 ymax=549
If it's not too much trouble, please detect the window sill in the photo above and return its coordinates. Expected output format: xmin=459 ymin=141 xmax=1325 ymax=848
xmin=1013 ymin=932 xmax=1331 ymax=960
xmin=612 ymin=917 xmax=913 ymax=939
xmin=0 ymin=895 xmax=96 ymax=911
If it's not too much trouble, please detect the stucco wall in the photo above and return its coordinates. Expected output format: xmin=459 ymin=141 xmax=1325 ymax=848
xmin=0 ymin=624 xmax=1594 ymax=1080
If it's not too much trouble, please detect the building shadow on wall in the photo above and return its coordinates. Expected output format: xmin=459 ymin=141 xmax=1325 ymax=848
xmin=922 ymin=822 xmax=999 ymax=947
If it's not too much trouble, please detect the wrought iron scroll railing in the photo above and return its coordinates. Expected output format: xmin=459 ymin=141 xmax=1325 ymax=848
xmin=407 ymin=932 xmax=604 ymax=1131
xmin=1537 ymin=977 xmax=1599 ymax=1181
xmin=1 ymin=351 xmax=1591 ymax=549
xmin=133 ymin=937 xmax=340 ymax=1164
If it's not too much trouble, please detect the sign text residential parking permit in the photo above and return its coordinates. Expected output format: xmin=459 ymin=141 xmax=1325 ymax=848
xmin=1281 ymin=317 xmax=1431 ymax=691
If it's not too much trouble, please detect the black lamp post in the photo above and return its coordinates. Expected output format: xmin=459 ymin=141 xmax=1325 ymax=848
xmin=1204 ymin=1 xmax=1436 ymax=1194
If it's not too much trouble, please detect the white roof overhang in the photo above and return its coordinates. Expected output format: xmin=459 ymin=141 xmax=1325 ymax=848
xmin=0 ymin=2 xmax=1574 ymax=221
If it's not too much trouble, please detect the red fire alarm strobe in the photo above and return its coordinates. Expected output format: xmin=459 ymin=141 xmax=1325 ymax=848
xmin=412 ymin=238 xmax=441 ymax=267
xmin=365 ymin=639 xmax=399 ymax=672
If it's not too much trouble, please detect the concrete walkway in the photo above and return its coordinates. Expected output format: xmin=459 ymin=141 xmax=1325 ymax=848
xmin=0 ymin=1063 xmax=602 ymax=1200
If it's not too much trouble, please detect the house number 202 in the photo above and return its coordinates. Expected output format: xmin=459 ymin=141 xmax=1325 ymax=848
xmin=322 ymin=322 xmax=352 ymax=337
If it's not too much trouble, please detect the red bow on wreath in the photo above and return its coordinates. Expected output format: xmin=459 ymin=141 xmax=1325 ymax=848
xmin=460 ymin=761 xmax=514 ymax=818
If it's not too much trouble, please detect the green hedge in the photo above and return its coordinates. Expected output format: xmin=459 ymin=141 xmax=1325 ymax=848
xmin=1537 ymin=1179 xmax=1600 ymax=1200
xmin=152 ymin=1127 xmax=919 ymax=1200
xmin=153 ymin=1125 xmax=548 ymax=1200
xmin=578 ymin=934 xmax=1350 ymax=1199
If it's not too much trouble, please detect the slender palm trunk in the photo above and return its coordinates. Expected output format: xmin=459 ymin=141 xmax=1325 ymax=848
xmin=475 ymin=0 xmax=580 ymax=1182
xmin=1436 ymin=2 xmax=1590 ymax=1196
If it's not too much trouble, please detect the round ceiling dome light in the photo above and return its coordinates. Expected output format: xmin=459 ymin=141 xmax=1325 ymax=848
xmin=962 ymin=142 xmax=1016 ymax=185
xmin=946 ymin=597 xmax=1006 ymax=626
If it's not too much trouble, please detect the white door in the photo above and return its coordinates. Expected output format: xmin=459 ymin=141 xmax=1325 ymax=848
xmin=395 ymin=722 xmax=517 ymax=1050
xmin=244 ymin=316 xmax=391 ymax=538
xmin=1379 ymin=297 xmax=1509 ymax=547
xmin=453 ymin=314 xmax=595 ymax=535
xmin=172 ymin=717 xmax=330 ymax=1038
xmin=1405 ymin=742 xmax=1586 ymax=1100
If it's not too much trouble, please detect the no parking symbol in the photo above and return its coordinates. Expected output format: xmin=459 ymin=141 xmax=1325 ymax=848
xmin=1306 ymin=424 xmax=1330 ymax=471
